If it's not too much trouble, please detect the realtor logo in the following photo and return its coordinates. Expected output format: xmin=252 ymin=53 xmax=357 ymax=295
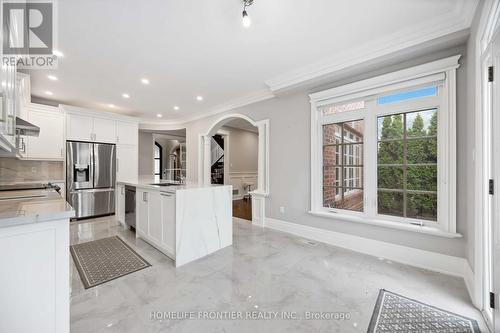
xmin=2 ymin=1 xmax=57 ymax=69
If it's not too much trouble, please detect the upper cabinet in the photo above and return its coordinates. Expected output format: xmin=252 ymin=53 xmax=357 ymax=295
xmin=62 ymin=105 xmax=139 ymax=181
xmin=0 ymin=63 xmax=18 ymax=151
xmin=25 ymin=104 xmax=64 ymax=160
xmin=116 ymin=121 xmax=138 ymax=146
xmin=93 ymin=117 xmax=116 ymax=143
xmin=66 ymin=112 xmax=116 ymax=143
xmin=66 ymin=113 xmax=94 ymax=142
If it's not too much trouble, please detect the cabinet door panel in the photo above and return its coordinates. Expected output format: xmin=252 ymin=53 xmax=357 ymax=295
xmin=161 ymin=193 xmax=176 ymax=255
xmin=27 ymin=109 xmax=64 ymax=159
xmin=116 ymin=121 xmax=138 ymax=146
xmin=93 ymin=118 xmax=116 ymax=143
xmin=136 ymin=190 xmax=148 ymax=236
xmin=148 ymin=192 xmax=162 ymax=244
xmin=116 ymin=185 xmax=125 ymax=225
xmin=66 ymin=114 xmax=93 ymax=142
xmin=116 ymin=145 xmax=138 ymax=182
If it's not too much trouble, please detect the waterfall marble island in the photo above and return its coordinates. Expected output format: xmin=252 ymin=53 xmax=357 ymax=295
xmin=116 ymin=178 xmax=232 ymax=267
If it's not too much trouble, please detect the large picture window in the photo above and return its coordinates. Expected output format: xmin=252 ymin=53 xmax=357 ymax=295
xmin=377 ymin=109 xmax=437 ymax=221
xmin=310 ymin=56 xmax=459 ymax=237
xmin=323 ymin=120 xmax=364 ymax=211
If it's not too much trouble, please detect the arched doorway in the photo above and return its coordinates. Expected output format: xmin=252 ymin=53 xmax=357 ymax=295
xmin=199 ymin=113 xmax=269 ymax=225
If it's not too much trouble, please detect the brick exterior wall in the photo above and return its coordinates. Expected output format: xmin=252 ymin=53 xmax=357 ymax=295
xmin=322 ymin=121 xmax=364 ymax=211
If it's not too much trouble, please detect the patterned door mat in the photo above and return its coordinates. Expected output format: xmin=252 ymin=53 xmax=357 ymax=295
xmin=70 ymin=236 xmax=151 ymax=289
xmin=368 ymin=289 xmax=481 ymax=333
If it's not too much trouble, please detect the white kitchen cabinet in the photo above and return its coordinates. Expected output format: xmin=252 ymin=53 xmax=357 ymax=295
xmin=66 ymin=113 xmax=116 ymax=143
xmin=116 ymin=121 xmax=138 ymax=145
xmin=116 ymin=145 xmax=138 ymax=182
xmin=93 ymin=117 xmax=116 ymax=143
xmin=133 ymin=188 xmax=176 ymax=259
xmin=119 ymin=184 xmax=231 ymax=266
xmin=160 ymin=192 xmax=176 ymax=255
xmin=66 ymin=113 xmax=94 ymax=142
xmin=26 ymin=104 xmax=65 ymax=160
xmin=116 ymin=184 xmax=125 ymax=225
xmin=147 ymin=192 xmax=162 ymax=245
xmin=0 ymin=219 xmax=70 ymax=333
xmin=136 ymin=189 xmax=149 ymax=236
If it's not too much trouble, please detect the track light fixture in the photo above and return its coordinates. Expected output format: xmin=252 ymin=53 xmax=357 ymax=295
xmin=242 ymin=0 xmax=253 ymax=28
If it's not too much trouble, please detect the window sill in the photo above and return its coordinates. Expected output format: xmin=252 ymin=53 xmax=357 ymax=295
xmin=308 ymin=210 xmax=462 ymax=239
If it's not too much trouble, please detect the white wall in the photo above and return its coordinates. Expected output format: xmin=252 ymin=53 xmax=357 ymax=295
xmin=182 ymin=44 xmax=472 ymax=261
xmin=222 ymin=126 xmax=258 ymax=173
xmin=220 ymin=126 xmax=258 ymax=197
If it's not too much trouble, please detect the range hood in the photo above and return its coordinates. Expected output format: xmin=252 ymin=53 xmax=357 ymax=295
xmin=15 ymin=117 xmax=40 ymax=137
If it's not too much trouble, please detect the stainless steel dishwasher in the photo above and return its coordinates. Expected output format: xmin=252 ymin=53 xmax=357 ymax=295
xmin=125 ymin=186 xmax=136 ymax=230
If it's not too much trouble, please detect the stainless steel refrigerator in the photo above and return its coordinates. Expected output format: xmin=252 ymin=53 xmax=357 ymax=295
xmin=66 ymin=141 xmax=116 ymax=219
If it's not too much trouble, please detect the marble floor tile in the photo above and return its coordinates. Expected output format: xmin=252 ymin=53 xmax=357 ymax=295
xmin=70 ymin=216 xmax=487 ymax=333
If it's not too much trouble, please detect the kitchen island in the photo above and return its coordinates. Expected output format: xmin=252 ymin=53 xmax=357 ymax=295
xmin=116 ymin=178 xmax=232 ymax=267
xmin=0 ymin=186 xmax=74 ymax=333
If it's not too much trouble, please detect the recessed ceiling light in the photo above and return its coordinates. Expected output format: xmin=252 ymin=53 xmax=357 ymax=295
xmin=196 ymin=96 xmax=203 ymax=101
xmin=47 ymin=75 xmax=58 ymax=81
xmin=173 ymin=106 xmax=180 ymax=111
xmin=122 ymin=93 xmax=130 ymax=99
xmin=52 ymin=50 xmax=64 ymax=58
xmin=108 ymin=104 xmax=116 ymax=108
xmin=45 ymin=91 xmax=53 ymax=96
xmin=141 ymin=78 xmax=150 ymax=85
xmin=156 ymin=114 xmax=162 ymax=118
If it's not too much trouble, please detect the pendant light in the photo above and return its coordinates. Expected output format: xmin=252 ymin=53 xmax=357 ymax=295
xmin=242 ymin=0 xmax=253 ymax=28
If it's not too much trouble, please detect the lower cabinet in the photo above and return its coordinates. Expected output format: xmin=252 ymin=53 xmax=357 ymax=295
xmin=160 ymin=192 xmax=176 ymax=255
xmin=116 ymin=184 xmax=125 ymax=225
xmin=136 ymin=189 xmax=149 ymax=237
xmin=0 ymin=219 xmax=70 ymax=333
xmin=136 ymin=189 xmax=176 ymax=259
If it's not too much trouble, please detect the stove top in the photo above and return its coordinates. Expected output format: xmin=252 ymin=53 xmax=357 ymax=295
xmin=0 ymin=182 xmax=61 ymax=193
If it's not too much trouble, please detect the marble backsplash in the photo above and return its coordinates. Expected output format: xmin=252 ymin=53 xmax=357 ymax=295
xmin=0 ymin=158 xmax=64 ymax=183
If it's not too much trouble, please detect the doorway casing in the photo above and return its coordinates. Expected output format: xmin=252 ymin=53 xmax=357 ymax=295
xmin=474 ymin=1 xmax=500 ymax=331
xmin=199 ymin=113 xmax=269 ymax=226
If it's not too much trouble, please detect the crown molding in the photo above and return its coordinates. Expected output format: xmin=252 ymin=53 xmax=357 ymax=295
xmin=265 ymin=0 xmax=479 ymax=93
xmin=139 ymin=88 xmax=274 ymax=128
xmin=309 ymin=54 xmax=461 ymax=104
xmin=60 ymin=104 xmax=139 ymax=123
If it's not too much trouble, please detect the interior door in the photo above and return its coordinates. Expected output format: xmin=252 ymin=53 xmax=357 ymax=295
xmin=492 ymin=30 xmax=500 ymax=332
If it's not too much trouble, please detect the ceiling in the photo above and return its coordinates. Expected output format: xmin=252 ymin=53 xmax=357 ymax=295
xmin=26 ymin=0 xmax=478 ymax=122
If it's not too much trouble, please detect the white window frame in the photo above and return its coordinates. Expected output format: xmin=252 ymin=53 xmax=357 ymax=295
xmin=309 ymin=55 xmax=461 ymax=238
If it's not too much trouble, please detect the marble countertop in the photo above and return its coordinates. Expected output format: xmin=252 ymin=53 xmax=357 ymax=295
xmin=117 ymin=176 xmax=229 ymax=193
xmin=0 ymin=189 xmax=75 ymax=228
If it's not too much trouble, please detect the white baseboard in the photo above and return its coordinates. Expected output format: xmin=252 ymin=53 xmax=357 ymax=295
xmin=264 ymin=217 xmax=475 ymax=301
